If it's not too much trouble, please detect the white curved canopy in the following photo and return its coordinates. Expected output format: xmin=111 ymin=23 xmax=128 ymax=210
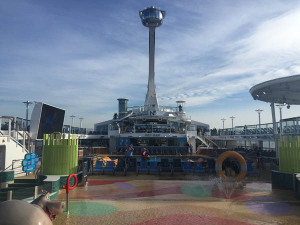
xmin=249 ymin=74 xmax=300 ymax=105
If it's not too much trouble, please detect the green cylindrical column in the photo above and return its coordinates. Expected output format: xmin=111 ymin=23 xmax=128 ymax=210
xmin=42 ymin=133 xmax=78 ymax=175
xmin=279 ymin=135 xmax=300 ymax=173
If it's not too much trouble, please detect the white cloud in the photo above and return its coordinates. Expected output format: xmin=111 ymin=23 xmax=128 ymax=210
xmin=1 ymin=1 xmax=300 ymax=129
xmin=156 ymin=5 xmax=300 ymax=109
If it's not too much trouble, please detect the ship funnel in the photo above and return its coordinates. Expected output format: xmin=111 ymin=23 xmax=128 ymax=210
xmin=118 ymin=98 xmax=128 ymax=118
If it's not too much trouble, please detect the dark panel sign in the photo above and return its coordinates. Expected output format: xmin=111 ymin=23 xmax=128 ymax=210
xmin=37 ymin=104 xmax=65 ymax=139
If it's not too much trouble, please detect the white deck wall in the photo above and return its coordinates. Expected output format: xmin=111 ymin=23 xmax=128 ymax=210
xmin=0 ymin=136 xmax=26 ymax=171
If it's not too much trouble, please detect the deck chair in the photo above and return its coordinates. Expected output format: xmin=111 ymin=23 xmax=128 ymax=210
xmin=193 ymin=162 xmax=204 ymax=175
xmin=206 ymin=159 xmax=216 ymax=174
xmin=137 ymin=160 xmax=149 ymax=175
xmin=103 ymin=161 xmax=117 ymax=175
xmin=116 ymin=158 xmax=127 ymax=176
xmin=171 ymin=158 xmax=182 ymax=175
xmin=127 ymin=157 xmax=137 ymax=172
xmin=183 ymin=162 xmax=193 ymax=173
xmin=160 ymin=158 xmax=173 ymax=175
xmin=149 ymin=161 xmax=161 ymax=175
xmin=247 ymin=162 xmax=259 ymax=175
xmin=93 ymin=161 xmax=104 ymax=173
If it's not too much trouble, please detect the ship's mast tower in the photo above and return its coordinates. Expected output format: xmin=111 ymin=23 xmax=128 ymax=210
xmin=139 ymin=6 xmax=166 ymax=113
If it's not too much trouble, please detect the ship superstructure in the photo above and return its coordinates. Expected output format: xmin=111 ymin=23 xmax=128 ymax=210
xmin=94 ymin=7 xmax=209 ymax=154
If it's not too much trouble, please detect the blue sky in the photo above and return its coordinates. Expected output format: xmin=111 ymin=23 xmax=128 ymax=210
xmin=1 ymin=0 xmax=300 ymax=129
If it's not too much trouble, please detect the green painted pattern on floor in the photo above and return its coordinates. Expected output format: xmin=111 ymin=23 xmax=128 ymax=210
xmin=181 ymin=184 xmax=211 ymax=197
xmin=65 ymin=202 xmax=117 ymax=216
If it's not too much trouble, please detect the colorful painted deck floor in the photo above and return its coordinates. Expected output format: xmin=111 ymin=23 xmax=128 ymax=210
xmin=53 ymin=178 xmax=300 ymax=225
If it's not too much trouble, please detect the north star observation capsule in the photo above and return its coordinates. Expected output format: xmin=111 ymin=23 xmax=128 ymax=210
xmin=139 ymin=6 xmax=166 ymax=27
xmin=139 ymin=6 xmax=166 ymax=113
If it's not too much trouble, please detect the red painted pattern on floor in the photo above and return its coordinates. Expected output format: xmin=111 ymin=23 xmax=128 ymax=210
xmin=87 ymin=180 xmax=129 ymax=186
xmin=79 ymin=186 xmax=183 ymax=200
xmin=134 ymin=214 xmax=254 ymax=225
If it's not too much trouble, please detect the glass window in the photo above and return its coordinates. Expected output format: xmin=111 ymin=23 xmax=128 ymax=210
xmin=142 ymin=9 xmax=162 ymax=20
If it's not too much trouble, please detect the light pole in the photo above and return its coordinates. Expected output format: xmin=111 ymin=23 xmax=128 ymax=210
xmin=255 ymin=109 xmax=263 ymax=134
xmin=23 ymin=101 xmax=32 ymax=131
xmin=70 ymin=115 xmax=76 ymax=134
xmin=230 ymin=116 xmax=235 ymax=135
xmin=78 ymin=117 xmax=84 ymax=148
xmin=79 ymin=117 xmax=84 ymax=134
xmin=221 ymin=118 xmax=226 ymax=129
xmin=276 ymin=105 xmax=283 ymax=135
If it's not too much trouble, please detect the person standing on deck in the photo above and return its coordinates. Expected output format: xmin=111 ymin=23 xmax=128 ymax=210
xmin=141 ymin=148 xmax=150 ymax=160
xmin=125 ymin=145 xmax=134 ymax=156
xmin=125 ymin=144 xmax=134 ymax=166
xmin=189 ymin=143 xmax=193 ymax=155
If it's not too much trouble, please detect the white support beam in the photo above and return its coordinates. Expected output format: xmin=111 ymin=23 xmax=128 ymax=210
xmin=270 ymin=103 xmax=278 ymax=158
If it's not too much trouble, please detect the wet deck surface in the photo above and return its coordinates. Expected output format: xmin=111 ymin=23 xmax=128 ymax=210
xmin=53 ymin=175 xmax=300 ymax=225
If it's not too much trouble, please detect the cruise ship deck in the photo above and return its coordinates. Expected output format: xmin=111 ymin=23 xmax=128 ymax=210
xmin=52 ymin=175 xmax=300 ymax=225
xmin=1 ymin=4 xmax=300 ymax=225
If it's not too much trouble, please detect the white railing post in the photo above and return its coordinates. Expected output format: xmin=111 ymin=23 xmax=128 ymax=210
xmin=23 ymin=131 xmax=25 ymax=152
xmin=16 ymin=123 xmax=19 ymax=147
xmin=7 ymin=190 xmax=12 ymax=200
xmin=8 ymin=119 xmax=11 ymax=142
xmin=28 ymin=134 xmax=32 ymax=153
xmin=34 ymin=186 xmax=38 ymax=199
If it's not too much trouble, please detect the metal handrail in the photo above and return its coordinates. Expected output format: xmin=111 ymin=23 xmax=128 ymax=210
xmin=0 ymin=158 xmax=24 ymax=173
xmin=0 ymin=163 xmax=13 ymax=173
xmin=199 ymin=135 xmax=220 ymax=148
xmin=12 ymin=159 xmax=24 ymax=170
xmin=8 ymin=136 xmax=29 ymax=153
xmin=0 ymin=117 xmax=32 ymax=153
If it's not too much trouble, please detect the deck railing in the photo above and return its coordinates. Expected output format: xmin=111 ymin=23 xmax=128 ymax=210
xmin=213 ymin=117 xmax=300 ymax=136
xmin=0 ymin=117 xmax=32 ymax=153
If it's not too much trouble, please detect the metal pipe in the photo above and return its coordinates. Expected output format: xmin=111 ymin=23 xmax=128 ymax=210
xmin=221 ymin=118 xmax=226 ymax=130
xmin=70 ymin=115 xmax=76 ymax=134
xmin=79 ymin=117 xmax=83 ymax=129
xmin=255 ymin=109 xmax=263 ymax=134
xmin=23 ymin=101 xmax=32 ymax=131
xmin=66 ymin=193 xmax=69 ymax=214
xmin=279 ymin=107 xmax=282 ymax=134
xmin=230 ymin=116 xmax=235 ymax=135
xmin=276 ymin=105 xmax=283 ymax=134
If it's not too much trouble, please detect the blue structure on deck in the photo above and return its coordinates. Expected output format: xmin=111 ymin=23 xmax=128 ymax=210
xmin=22 ymin=153 xmax=39 ymax=173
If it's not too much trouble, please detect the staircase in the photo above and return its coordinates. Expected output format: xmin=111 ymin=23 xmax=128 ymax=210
xmin=0 ymin=117 xmax=33 ymax=177
xmin=0 ymin=178 xmax=38 ymax=202
xmin=196 ymin=135 xmax=220 ymax=149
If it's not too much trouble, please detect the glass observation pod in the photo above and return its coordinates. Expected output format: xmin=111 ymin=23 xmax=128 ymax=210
xmin=139 ymin=6 xmax=166 ymax=27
